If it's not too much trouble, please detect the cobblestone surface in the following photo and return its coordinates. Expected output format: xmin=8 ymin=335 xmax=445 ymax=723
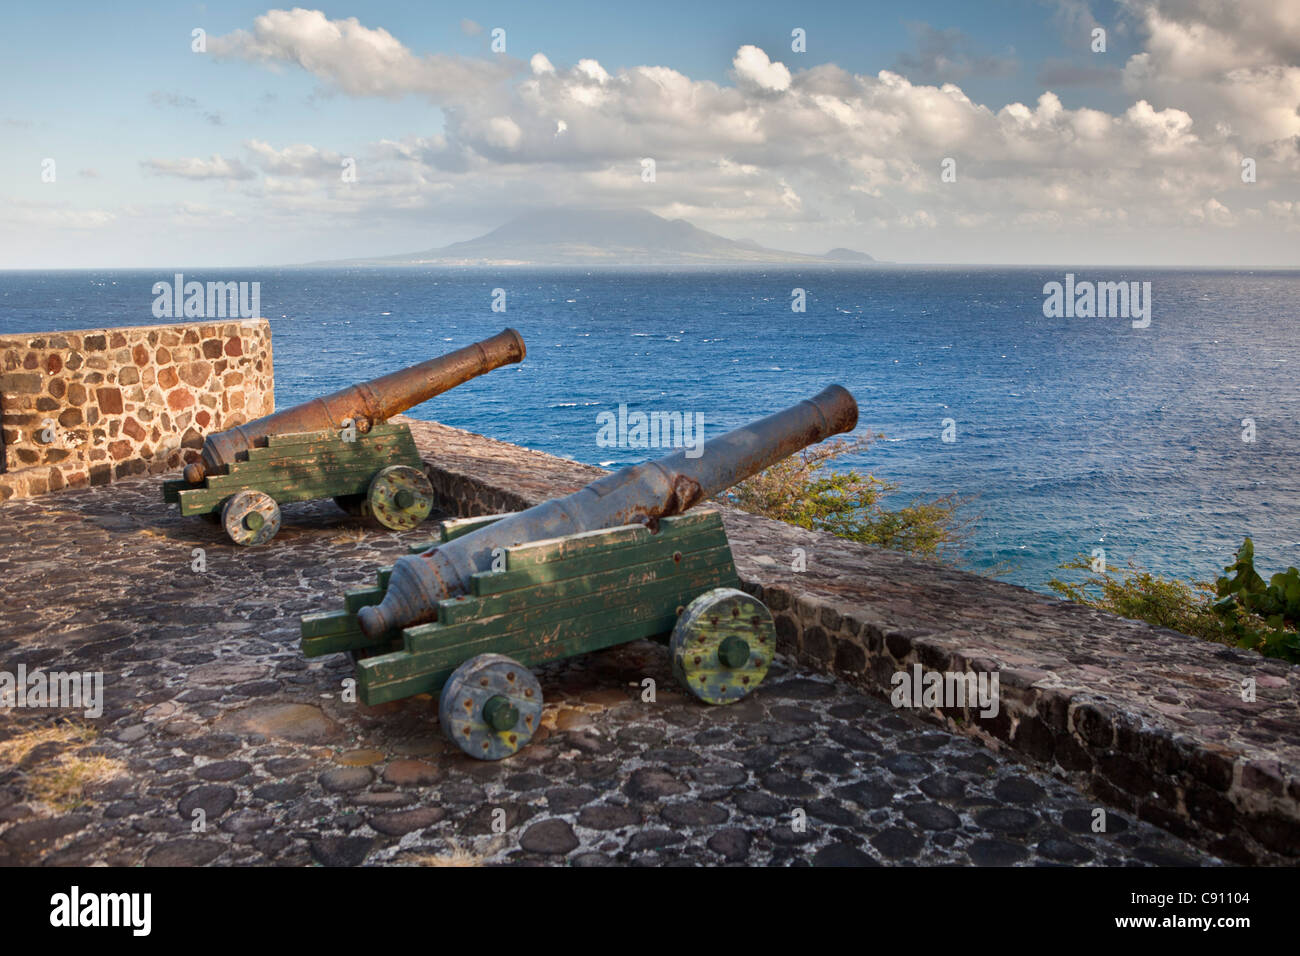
xmin=0 ymin=475 xmax=1222 ymax=866
xmin=404 ymin=418 xmax=1300 ymax=864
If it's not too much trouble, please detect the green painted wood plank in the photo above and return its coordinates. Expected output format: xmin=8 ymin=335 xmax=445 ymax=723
xmin=502 ymin=511 xmax=724 ymax=570
xmin=360 ymin=601 xmax=689 ymax=699
xmin=356 ymin=552 xmax=743 ymax=705
xmin=176 ymin=453 xmax=417 ymax=514
xmin=438 ymin=511 xmax=518 ymax=542
xmin=377 ymin=566 xmax=393 ymax=590
xmin=206 ymin=452 xmax=417 ymax=489
xmin=501 ymin=525 xmax=649 ymax=568
xmin=439 ymin=536 xmax=733 ymax=627
xmin=470 ymin=525 xmax=729 ymax=596
xmin=302 ymin=630 xmax=362 ymax=656
xmin=178 ymin=474 xmax=373 ymax=515
xmin=188 ymin=466 xmax=383 ymax=502
xmin=247 ymin=431 xmax=418 ymax=462
xmin=302 ymin=627 xmax=376 ymax=657
xmin=344 ymin=587 xmax=385 ymax=614
xmin=358 ymin=580 xmax=748 ymax=705
xmin=263 ymin=428 xmax=336 ymax=446
xmin=176 ymin=488 xmax=226 ymax=516
xmin=244 ymin=442 xmax=419 ymax=467
xmin=162 ymin=479 xmax=186 ymax=503
xmin=301 ymin=610 xmax=401 ymax=658
xmin=263 ymin=422 xmax=409 ymax=448
xmin=300 ymin=610 xmax=355 ymax=639
xmin=398 ymin=558 xmax=737 ymax=661
xmin=358 ymin=669 xmax=445 ymax=704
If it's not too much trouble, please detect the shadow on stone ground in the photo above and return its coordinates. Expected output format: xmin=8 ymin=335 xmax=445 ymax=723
xmin=0 ymin=476 xmax=1221 ymax=866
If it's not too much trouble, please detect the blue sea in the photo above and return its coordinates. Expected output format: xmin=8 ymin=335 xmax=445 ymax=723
xmin=2 ymin=267 xmax=1297 ymax=591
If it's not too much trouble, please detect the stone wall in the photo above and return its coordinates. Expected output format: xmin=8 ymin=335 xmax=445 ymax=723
xmin=0 ymin=320 xmax=273 ymax=500
xmin=398 ymin=416 xmax=1300 ymax=865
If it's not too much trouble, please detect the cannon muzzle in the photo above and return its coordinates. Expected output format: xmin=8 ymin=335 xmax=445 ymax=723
xmin=357 ymin=384 xmax=858 ymax=638
xmin=185 ymin=328 xmax=525 ymax=483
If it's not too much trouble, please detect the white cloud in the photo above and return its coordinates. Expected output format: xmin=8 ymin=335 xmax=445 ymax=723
xmin=142 ymin=154 xmax=256 ymax=180
xmin=575 ymin=58 xmax=611 ymax=84
xmin=732 ymin=45 xmax=791 ymax=92
xmin=245 ymin=139 xmax=344 ymax=176
xmin=479 ymin=116 xmax=523 ymax=151
xmin=209 ymin=7 xmax=515 ymax=101
xmin=1120 ymin=0 xmax=1300 ymax=146
xmin=108 ymin=6 xmax=1300 ymax=263
xmin=1 ymin=198 xmax=115 ymax=228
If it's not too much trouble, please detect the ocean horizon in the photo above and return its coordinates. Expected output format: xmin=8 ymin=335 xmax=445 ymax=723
xmin=3 ymin=265 xmax=1297 ymax=592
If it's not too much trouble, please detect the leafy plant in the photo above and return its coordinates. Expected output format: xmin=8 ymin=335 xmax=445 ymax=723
xmin=720 ymin=435 xmax=972 ymax=560
xmin=1048 ymin=559 xmax=1224 ymax=641
xmin=1048 ymin=538 xmax=1300 ymax=663
xmin=1212 ymin=537 xmax=1300 ymax=660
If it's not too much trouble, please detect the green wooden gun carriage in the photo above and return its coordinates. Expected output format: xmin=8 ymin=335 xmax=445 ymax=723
xmin=301 ymin=510 xmax=775 ymax=759
xmin=163 ymin=422 xmax=435 ymax=545
xmin=161 ymin=330 xmax=526 ymax=545
xmin=299 ymin=385 xmax=858 ymax=760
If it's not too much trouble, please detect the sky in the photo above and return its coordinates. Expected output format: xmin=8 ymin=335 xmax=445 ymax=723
xmin=1 ymin=0 xmax=1297 ymax=267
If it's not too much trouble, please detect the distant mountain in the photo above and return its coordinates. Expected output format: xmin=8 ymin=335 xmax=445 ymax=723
xmin=822 ymin=247 xmax=875 ymax=262
xmin=314 ymin=208 xmax=876 ymax=267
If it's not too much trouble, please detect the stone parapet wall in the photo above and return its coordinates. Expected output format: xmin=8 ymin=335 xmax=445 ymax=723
xmin=0 ymin=320 xmax=273 ymax=499
xmin=397 ymin=415 xmax=1300 ymax=865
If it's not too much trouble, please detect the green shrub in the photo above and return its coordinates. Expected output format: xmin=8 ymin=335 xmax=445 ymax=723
xmin=1047 ymin=559 xmax=1224 ymax=641
xmin=1049 ymin=538 xmax=1300 ymax=663
xmin=720 ymin=435 xmax=972 ymax=560
xmin=1213 ymin=538 xmax=1300 ymax=661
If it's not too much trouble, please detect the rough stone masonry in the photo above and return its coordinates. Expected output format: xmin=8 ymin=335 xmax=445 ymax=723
xmin=0 ymin=320 xmax=273 ymax=500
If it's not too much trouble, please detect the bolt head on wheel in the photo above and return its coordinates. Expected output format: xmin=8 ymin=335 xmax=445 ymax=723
xmin=670 ymin=587 xmax=774 ymax=704
xmin=220 ymin=489 xmax=281 ymax=546
xmin=439 ymin=654 xmax=543 ymax=760
xmin=367 ymin=465 xmax=434 ymax=531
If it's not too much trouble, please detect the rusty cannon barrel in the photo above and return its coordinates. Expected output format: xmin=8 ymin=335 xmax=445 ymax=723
xmin=183 ymin=328 xmax=526 ymax=484
xmin=357 ymin=384 xmax=858 ymax=639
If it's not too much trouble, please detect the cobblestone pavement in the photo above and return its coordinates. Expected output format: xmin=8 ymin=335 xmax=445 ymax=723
xmin=0 ymin=478 xmax=1221 ymax=866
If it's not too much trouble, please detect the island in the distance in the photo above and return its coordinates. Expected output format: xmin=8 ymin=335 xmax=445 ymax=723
xmin=305 ymin=208 xmax=878 ymax=267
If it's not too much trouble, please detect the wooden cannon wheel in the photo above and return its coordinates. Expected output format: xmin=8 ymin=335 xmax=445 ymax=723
xmin=670 ymin=587 xmax=774 ymax=704
xmin=367 ymin=465 xmax=434 ymax=531
xmin=220 ymin=489 xmax=282 ymax=546
xmin=438 ymin=654 xmax=543 ymax=760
